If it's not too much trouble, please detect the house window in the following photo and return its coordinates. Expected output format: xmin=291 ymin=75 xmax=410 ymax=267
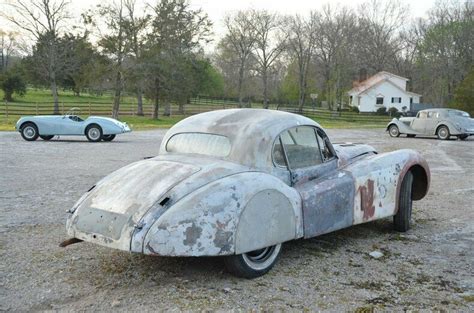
xmin=376 ymin=97 xmax=384 ymax=105
xmin=391 ymin=97 xmax=401 ymax=103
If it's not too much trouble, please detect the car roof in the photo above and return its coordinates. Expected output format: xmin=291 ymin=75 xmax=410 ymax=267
xmin=419 ymin=108 xmax=464 ymax=114
xmin=159 ymin=109 xmax=320 ymax=169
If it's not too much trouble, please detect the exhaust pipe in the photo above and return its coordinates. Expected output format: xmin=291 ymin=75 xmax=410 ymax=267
xmin=59 ymin=238 xmax=83 ymax=247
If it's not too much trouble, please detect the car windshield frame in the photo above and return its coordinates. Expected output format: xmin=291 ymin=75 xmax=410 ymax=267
xmin=165 ymin=132 xmax=232 ymax=158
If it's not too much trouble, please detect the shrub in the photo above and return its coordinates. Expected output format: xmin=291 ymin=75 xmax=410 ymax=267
xmin=376 ymin=106 xmax=387 ymax=115
xmin=349 ymin=105 xmax=359 ymax=113
xmin=388 ymin=107 xmax=399 ymax=116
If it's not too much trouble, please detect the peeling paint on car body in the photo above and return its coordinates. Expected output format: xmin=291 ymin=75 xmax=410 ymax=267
xmin=65 ymin=109 xmax=430 ymax=261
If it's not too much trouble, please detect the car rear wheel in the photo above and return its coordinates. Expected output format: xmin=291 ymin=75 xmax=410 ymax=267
xmin=407 ymin=134 xmax=416 ymax=138
xmin=20 ymin=123 xmax=39 ymax=141
xmin=224 ymin=244 xmax=282 ymax=279
xmin=40 ymin=135 xmax=54 ymax=141
xmin=436 ymin=126 xmax=450 ymax=140
xmin=102 ymin=134 xmax=116 ymax=142
xmin=388 ymin=125 xmax=400 ymax=137
xmin=85 ymin=124 xmax=102 ymax=142
xmin=459 ymin=134 xmax=468 ymax=140
xmin=394 ymin=171 xmax=413 ymax=232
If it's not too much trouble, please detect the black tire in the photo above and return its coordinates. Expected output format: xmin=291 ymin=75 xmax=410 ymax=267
xmin=459 ymin=134 xmax=468 ymax=141
xmin=102 ymin=134 xmax=116 ymax=142
xmin=40 ymin=135 xmax=54 ymax=141
xmin=224 ymin=244 xmax=282 ymax=279
xmin=407 ymin=134 xmax=416 ymax=138
xmin=394 ymin=171 xmax=413 ymax=232
xmin=85 ymin=124 xmax=103 ymax=142
xmin=436 ymin=125 xmax=450 ymax=140
xmin=20 ymin=122 xmax=39 ymax=141
xmin=388 ymin=125 xmax=400 ymax=137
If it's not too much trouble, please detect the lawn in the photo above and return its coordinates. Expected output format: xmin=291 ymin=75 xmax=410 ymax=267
xmin=0 ymin=88 xmax=389 ymax=131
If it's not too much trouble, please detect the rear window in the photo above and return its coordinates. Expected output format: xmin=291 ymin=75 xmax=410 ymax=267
xmin=166 ymin=133 xmax=231 ymax=157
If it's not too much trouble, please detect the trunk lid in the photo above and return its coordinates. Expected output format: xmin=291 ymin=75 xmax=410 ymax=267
xmin=68 ymin=159 xmax=201 ymax=250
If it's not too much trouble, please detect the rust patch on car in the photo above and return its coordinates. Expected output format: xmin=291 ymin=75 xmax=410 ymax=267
xmin=183 ymin=224 xmax=202 ymax=246
xmin=358 ymin=179 xmax=375 ymax=220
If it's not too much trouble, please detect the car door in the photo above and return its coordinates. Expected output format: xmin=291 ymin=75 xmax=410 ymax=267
xmin=423 ymin=111 xmax=439 ymax=134
xmin=55 ymin=115 xmax=85 ymax=135
xmin=273 ymin=126 xmax=355 ymax=238
xmin=411 ymin=111 xmax=427 ymax=133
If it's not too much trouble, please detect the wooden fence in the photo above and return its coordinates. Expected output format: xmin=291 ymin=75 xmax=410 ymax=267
xmin=0 ymin=98 xmax=392 ymax=123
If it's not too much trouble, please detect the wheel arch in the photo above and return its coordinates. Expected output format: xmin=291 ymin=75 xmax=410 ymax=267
xmin=386 ymin=122 xmax=398 ymax=131
xmin=394 ymin=151 xmax=430 ymax=214
xmin=19 ymin=120 xmax=37 ymax=131
xmin=141 ymin=172 xmax=302 ymax=257
xmin=409 ymin=164 xmax=429 ymax=200
xmin=84 ymin=122 xmax=102 ymax=135
xmin=435 ymin=123 xmax=449 ymax=136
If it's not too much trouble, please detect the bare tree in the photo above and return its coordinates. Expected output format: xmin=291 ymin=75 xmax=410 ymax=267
xmin=2 ymin=0 xmax=71 ymax=114
xmin=222 ymin=11 xmax=257 ymax=107
xmin=355 ymin=0 xmax=409 ymax=73
xmin=313 ymin=5 xmax=357 ymax=110
xmin=124 ymin=0 xmax=150 ymax=116
xmin=286 ymin=13 xmax=318 ymax=112
xmin=0 ymin=30 xmax=18 ymax=72
xmin=250 ymin=10 xmax=287 ymax=109
xmin=84 ymin=0 xmax=129 ymax=118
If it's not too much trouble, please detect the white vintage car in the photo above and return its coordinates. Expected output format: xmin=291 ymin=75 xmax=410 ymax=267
xmin=61 ymin=109 xmax=430 ymax=278
xmin=387 ymin=109 xmax=474 ymax=140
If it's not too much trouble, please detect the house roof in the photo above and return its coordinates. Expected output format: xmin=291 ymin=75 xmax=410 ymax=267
xmin=348 ymin=71 xmax=416 ymax=96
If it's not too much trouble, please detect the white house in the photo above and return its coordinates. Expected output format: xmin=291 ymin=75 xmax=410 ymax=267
xmin=347 ymin=71 xmax=421 ymax=112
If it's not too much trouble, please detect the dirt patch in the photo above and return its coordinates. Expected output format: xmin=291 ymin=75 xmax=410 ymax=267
xmin=1 ymin=130 xmax=473 ymax=311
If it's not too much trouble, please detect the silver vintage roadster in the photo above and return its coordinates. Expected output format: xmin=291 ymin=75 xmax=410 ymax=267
xmin=387 ymin=108 xmax=474 ymax=140
xmin=62 ymin=109 xmax=430 ymax=278
xmin=16 ymin=109 xmax=131 ymax=142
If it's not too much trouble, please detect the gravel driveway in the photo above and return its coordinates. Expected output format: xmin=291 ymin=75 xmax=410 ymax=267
xmin=1 ymin=129 xmax=473 ymax=311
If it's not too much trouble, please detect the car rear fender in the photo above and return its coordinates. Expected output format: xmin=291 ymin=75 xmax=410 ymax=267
xmin=434 ymin=121 xmax=462 ymax=135
xmin=141 ymin=172 xmax=303 ymax=257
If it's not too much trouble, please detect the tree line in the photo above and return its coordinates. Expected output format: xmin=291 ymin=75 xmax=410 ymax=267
xmin=0 ymin=0 xmax=473 ymax=117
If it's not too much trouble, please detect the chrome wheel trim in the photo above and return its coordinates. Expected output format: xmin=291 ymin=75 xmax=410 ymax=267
xmin=438 ymin=127 xmax=448 ymax=139
xmin=23 ymin=126 xmax=36 ymax=139
xmin=389 ymin=126 xmax=399 ymax=137
xmin=88 ymin=127 xmax=100 ymax=140
xmin=242 ymin=244 xmax=281 ymax=271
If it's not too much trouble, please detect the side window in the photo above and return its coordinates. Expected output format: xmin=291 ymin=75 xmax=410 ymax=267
xmin=427 ymin=111 xmax=435 ymax=118
xmin=418 ymin=111 xmax=428 ymax=119
xmin=274 ymin=126 xmax=322 ymax=169
xmin=316 ymin=129 xmax=335 ymax=161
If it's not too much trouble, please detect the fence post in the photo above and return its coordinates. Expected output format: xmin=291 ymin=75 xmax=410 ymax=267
xmin=36 ymin=103 xmax=38 ymax=115
xmin=5 ymin=101 xmax=8 ymax=118
xmin=62 ymin=102 xmax=64 ymax=114
xmin=89 ymin=102 xmax=91 ymax=116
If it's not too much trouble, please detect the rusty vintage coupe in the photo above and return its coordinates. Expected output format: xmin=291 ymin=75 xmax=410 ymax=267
xmin=62 ymin=109 xmax=430 ymax=278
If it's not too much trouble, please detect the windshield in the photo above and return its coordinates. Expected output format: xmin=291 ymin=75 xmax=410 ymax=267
xmin=449 ymin=110 xmax=470 ymax=118
xmin=166 ymin=133 xmax=231 ymax=157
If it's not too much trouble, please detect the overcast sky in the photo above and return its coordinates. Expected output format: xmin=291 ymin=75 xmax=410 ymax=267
xmin=2 ymin=0 xmax=438 ymax=45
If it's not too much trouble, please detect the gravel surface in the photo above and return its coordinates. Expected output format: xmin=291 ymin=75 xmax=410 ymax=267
xmin=1 ymin=129 xmax=473 ymax=311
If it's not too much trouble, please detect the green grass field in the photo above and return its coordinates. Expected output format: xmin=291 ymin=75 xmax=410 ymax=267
xmin=0 ymin=88 xmax=390 ymax=131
